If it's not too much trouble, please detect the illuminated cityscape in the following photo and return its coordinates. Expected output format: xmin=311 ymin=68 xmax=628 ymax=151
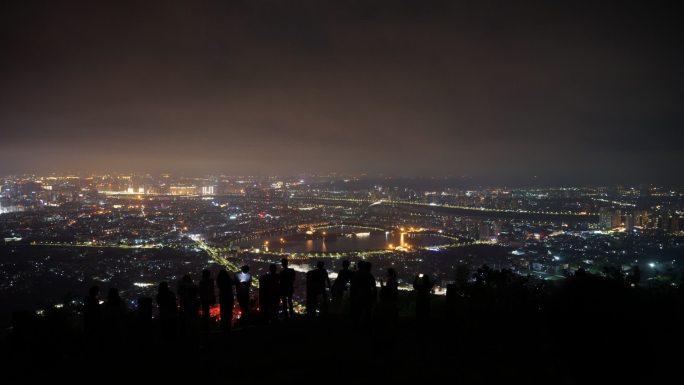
xmin=2 ymin=173 xmax=682 ymax=318
xmin=2 ymin=1 xmax=683 ymax=383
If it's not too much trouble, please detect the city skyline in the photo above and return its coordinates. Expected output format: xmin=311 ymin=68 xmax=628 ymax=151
xmin=2 ymin=3 xmax=683 ymax=382
xmin=2 ymin=1 xmax=683 ymax=183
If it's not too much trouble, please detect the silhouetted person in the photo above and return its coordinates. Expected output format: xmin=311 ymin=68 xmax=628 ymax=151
xmin=306 ymin=261 xmax=331 ymax=319
xmin=627 ymin=265 xmax=641 ymax=287
xmin=157 ymin=282 xmax=177 ymax=339
xmin=259 ymin=263 xmax=280 ymax=323
xmin=137 ymin=297 xmax=153 ymax=324
xmin=413 ymin=273 xmax=433 ymax=323
xmin=279 ymin=257 xmax=296 ymax=319
xmin=331 ymin=260 xmax=352 ymax=314
xmin=216 ymin=269 xmax=234 ymax=331
xmin=199 ymin=269 xmax=216 ymax=328
xmin=235 ymin=265 xmax=252 ymax=322
xmin=83 ymin=285 xmax=102 ymax=339
xmin=447 ymin=264 xmax=471 ymax=316
xmin=177 ymin=275 xmax=199 ymax=336
xmin=383 ymin=268 xmax=399 ymax=301
xmin=350 ymin=261 xmax=377 ymax=325
xmin=378 ymin=268 xmax=399 ymax=325
xmin=574 ymin=267 xmax=587 ymax=278
xmin=103 ymin=288 xmax=128 ymax=344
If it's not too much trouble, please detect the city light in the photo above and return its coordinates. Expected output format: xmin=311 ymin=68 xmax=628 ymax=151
xmin=0 ymin=2 xmax=682 ymax=381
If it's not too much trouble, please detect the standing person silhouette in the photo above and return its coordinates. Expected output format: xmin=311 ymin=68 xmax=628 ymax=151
xmin=199 ymin=269 xmax=216 ymax=329
xmin=306 ymin=261 xmax=331 ymax=319
xmin=413 ymin=273 xmax=433 ymax=323
xmin=83 ymin=285 xmax=103 ymax=350
xmin=83 ymin=285 xmax=102 ymax=340
xmin=103 ymin=288 xmax=128 ymax=346
xmin=216 ymin=269 xmax=234 ymax=331
xmin=156 ymin=282 xmax=177 ymax=340
xmin=259 ymin=263 xmax=280 ymax=323
xmin=351 ymin=261 xmax=377 ymax=326
xmin=177 ymin=275 xmax=199 ymax=337
xmin=331 ymin=260 xmax=352 ymax=315
xmin=235 ymin=265 xmax=252 ymax=324
xmin=279 ymin=257 xmax=296 ymax=319
xmin=379 ymin=268 xmax=399 ymax=325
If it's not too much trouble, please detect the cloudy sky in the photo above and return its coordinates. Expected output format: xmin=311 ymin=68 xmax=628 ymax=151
xmin=1 ymin=0 xmax=682 ymax=183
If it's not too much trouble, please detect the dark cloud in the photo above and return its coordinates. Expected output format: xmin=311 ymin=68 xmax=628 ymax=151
xmin=1 ymin=0 xmax=682 ymax=183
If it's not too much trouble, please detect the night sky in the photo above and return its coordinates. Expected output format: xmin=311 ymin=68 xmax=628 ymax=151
xmin=1 ymin=1 xmax=682 ymax=183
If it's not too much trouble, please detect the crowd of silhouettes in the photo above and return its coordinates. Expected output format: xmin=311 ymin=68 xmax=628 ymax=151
xmin=78 ymin=257 xmax=442 ymax=344
xmin=8 ymin=257 xmax=684 ymax=385
xmin=75 ymin=257 xmax=682 ymax=354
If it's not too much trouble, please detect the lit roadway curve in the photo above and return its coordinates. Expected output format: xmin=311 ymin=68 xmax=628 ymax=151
xmin=195 ymin=240 xmax=259 ymax=288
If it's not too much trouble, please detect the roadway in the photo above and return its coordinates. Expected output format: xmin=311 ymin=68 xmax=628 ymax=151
xmin=290 ymin=196 xmax=599 ymax=223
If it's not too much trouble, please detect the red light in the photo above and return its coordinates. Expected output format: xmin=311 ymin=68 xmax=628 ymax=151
xmin=209 ymin=305 xmax=221 ymax=319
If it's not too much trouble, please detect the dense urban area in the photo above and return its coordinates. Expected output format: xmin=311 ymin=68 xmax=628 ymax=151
xmin=1 ymin=173 xmax=683 ymax=329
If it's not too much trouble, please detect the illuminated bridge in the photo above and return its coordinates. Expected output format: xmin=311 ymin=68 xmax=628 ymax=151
xmin=290 ymin=196 xmax=599 ymax=223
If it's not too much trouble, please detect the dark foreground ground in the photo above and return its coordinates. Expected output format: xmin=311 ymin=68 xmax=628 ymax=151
xmin=2 ymin=272 xmax=683 ymax=384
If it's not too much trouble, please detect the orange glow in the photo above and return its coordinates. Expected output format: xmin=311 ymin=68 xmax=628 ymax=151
xmin=207 ymin=304 xmax=240 ymax=325
xmin=209 ymin=305 xmax=221 ymax=319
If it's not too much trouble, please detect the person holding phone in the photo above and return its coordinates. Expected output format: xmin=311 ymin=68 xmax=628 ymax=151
xmin=413 ymin=273 xmax=433 ymax=323
xmin=235 ymin=265 xmax=252 ymax=322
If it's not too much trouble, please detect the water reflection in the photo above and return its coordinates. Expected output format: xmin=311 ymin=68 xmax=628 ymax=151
xmin=247 ymin=226 xmax=453 ymax=253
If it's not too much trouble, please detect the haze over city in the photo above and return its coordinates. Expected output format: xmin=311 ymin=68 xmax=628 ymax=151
xmin=2 ymin=1 xmax=683 ymax=183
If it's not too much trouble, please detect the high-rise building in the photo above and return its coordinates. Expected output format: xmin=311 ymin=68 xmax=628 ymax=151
xmin=170 ymin=185 xmax=198 ymax=195
xmin=599 ymin=208 xmax=622 ymax=229
xmin=612 ymin=210 xmax=622 ymax=228
xmin=623 ymin=213 xmax=634 ymax=230
xmin=201 ymin=185 xmax=215 ymax=196
xmin=478 ymin=222 xmax=493 ymax=241
xmin=492 ymin=220 xmax=502 ymax=236
xmin=632 ymin=210 xmax=649 ymax=228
